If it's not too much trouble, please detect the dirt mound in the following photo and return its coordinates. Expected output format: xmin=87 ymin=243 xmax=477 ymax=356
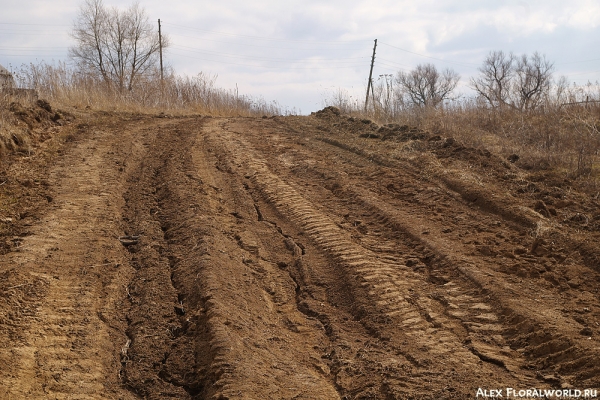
xmin=378 ymin=124 xmax=431 ymax=141
xmin=433 ymin=136 xmax=504 ymax=168
xmin=312 ymin=106 xmax=341 ymax=119
xmin=0 ymin=99 xmax=73 ymax=156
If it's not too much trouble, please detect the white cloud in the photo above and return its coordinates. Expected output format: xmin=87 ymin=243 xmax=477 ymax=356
xmin=1 ymin=0 xmax=599 ymax=112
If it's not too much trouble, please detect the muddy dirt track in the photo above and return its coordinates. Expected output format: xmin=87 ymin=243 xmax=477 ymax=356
xmin=0 ymin=108 xmax=599 ymax=399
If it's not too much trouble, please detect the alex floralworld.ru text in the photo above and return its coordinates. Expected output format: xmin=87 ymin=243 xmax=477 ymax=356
xmin=476 ymin=388 xmax=598 ymax=398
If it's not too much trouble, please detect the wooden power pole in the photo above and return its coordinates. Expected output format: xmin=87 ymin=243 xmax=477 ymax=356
xmin=364 ymin=39 xmax=377 ymax=111
xmin=158 ymin=19 xmax=164 ymax=83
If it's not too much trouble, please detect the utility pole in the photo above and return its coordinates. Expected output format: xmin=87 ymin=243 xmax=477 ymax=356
xmin=364 ymin=39 xmax=377 ymax=112
xmin=158 ymin=19 xmax=164 ymax=83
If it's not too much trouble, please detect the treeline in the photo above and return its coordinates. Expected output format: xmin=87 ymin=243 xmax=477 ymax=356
xmin=326 ymin=52 xmax=600 ymax=187
xmin=5 ymin=0 xmax=284 ymax=116
xmin=353 ymin=52 xmax=600 ymax=117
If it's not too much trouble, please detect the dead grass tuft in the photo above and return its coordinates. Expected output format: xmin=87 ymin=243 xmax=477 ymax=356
xmin=11 ymin=62 xmax=289 ymax=117
xmin=325 ymin=91 xmax=600 ymax=195
xmin=1 ymin=62 xmax=293 ymax=160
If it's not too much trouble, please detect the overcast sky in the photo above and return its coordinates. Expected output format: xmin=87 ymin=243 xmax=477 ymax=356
xmin=1 ymin=0 xmax=600 ymax=113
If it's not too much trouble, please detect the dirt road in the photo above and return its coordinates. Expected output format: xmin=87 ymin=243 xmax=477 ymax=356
xmin=1 ymin=109 xmax=599 ymax=399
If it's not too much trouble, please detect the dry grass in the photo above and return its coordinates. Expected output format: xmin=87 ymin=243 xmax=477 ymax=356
xmin=325 ymin=89 xmax=600 ymax=196
xmin=0 ymin=93 xmax=35 ymax=157
xmin=1 ymin=61 xmax=292 ymax=160
xmin=10 ymin=62 xmax=288 ymax=116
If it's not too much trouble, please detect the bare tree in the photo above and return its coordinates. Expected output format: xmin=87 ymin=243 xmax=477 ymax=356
xmin=374 ymin=74 xmax=395 ymax=115
xmin=470 ymin=50 xmax=514 ymax=109
xmin=513 ymin=52 xmax=554 ymax=111
xmin=395 ymin=63 xmax=460 ymax=107
xmin=69 ymin=0 xmax=110 ymax=83
xmin=69 ymin=0 xmax=167 ymax=91
xmin=471 ymin=50 xmax=554 ymax=111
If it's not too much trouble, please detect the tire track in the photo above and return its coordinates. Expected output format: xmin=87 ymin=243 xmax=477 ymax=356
xmin=209 ymin=121 xmax=527 ymax=387
xmin=346 ymin=180 xmax=600 ymax=387
xmin=0 ymin=118 xmax=147 ymax=399
xmin=276 ymin=143 xmax=599 ymax=387
xmin=272 ymin=173 xmax=530 ymax=375
xmin=124 ymin=119 xmax=343 ymax=399
xmin=242 ymin=117 xmax=600 ymax=388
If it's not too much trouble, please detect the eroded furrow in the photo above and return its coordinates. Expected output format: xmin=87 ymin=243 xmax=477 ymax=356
xmin=232 ymin=116 xmax=600 ymax=389
xmin=0 ymin=117 xmax=153 ymax=399
xmin=121 ymin=119 xmax=342 ymax=399
xmin=209 ymin=119 xmax=532 ymax=395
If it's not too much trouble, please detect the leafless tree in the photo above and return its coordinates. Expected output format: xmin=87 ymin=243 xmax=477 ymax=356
xmin=69 ymin=0 xmax=167 ymax=91
xmin=374 ymin=74 xmax=395 ymax=115
xmin=470 ymin=50 xmax=514 ymax=109
xmin=395 ymin=64 xmax=460 ymax=107
xmin=513 ymin=52 xmax=554 ymax=111
xmin=471 ymin=50 xmax=554 ymax=111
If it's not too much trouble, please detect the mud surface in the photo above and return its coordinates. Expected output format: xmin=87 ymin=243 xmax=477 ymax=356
xmin=1 ymin=109 xmax=599 ymax=399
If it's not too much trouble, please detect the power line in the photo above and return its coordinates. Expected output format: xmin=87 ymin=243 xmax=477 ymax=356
xmin=0 ymin=54 xmax=66 ymax=58
xmin=376 ymin=62 xmax=408 ymax=73
xmin=0 ymin=30 xmax=68 ymax=35
xmin=377 ymin=58 xmax=413 ymax=70
xmin=169 ymin=32 xmax=367 ymax=52
xmin=0 ymin=46 xmax=69 ymax=50
xmin=163 ymin=22 xmax=371 ymax=44
xmin=168 ymin=50 xmax=364 ymax=70
xmin=379 ymin=42 xmax=479 ymax=68
xmin=0 ymin=28 xmax=66 ymax=32
xmin=565 ymin=69 xmax=600 ymax=77
xmin=556 ymin=58 xmax=600 ymax=65
xmin=171 ymin=44 xmax=366 ymax=63
xmin=374 ymin=64 xmax=400 ymax=73
xmin=0 ymin=22 xmax=70 ymax=27
xmin=2 ymin=21 xmax=596 ymax=81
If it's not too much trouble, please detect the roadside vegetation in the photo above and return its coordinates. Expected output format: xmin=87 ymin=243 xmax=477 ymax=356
xmin=325 ymin=54 xmax=600 ymax=195
xmin=26 ymin=0 xmax=282 ymax=116
xmin=0 ymin=0 xmax=285 ymax=159
xmin=1 ymin=0 xmax=598 ymax=196
xmin=9 ymin=62 xmax=284 ymax=116
xmin=0 ymin=61 xmax=284 ymax=161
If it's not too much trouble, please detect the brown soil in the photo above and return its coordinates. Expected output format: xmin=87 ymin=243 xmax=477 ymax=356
xmin=1 ymin=107 xmax=599 ymax=399
xmin=0 ymin=99 xmax=73 ymax=157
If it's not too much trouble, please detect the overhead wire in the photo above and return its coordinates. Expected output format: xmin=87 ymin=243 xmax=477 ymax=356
xmin=0 ymin=55 xmax=66 ymax=59
xmin=164 ymin=25 xmax=371 ymax=71
xmin=565 ymin=69 xmax=600 ymax=77
xmin=170 ymin=44 xmax=366 ymax=64
xmin=168 ymin=32 xmax=366 ymax=52
xmin=168 ymin=50 xmax=364 ymax=70
xmin=1 ymin=21 xmax=599 ymax=79
xmin=379 ymin=41 xmax=479 ymax=68
xmin=0 ymin=22 xmax=70 ymax=27
xmin=556 ymin=58 xmax=600 ymax=65
xmin=162 ymin=22 xmax=371 ymax=44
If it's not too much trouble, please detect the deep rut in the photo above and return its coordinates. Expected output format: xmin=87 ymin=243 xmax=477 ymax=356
xmin=0 ymin=116 xmax=151 ymax=399
xmin=2 ymin=112 xmax=599 ymax=399
xmin=207 ymin=116 xmax=600 ymax=395
xmin=205 ymin=119 xmax=534 ymax=397
xmin=120 ymin=119 xmax=341 ymax=399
